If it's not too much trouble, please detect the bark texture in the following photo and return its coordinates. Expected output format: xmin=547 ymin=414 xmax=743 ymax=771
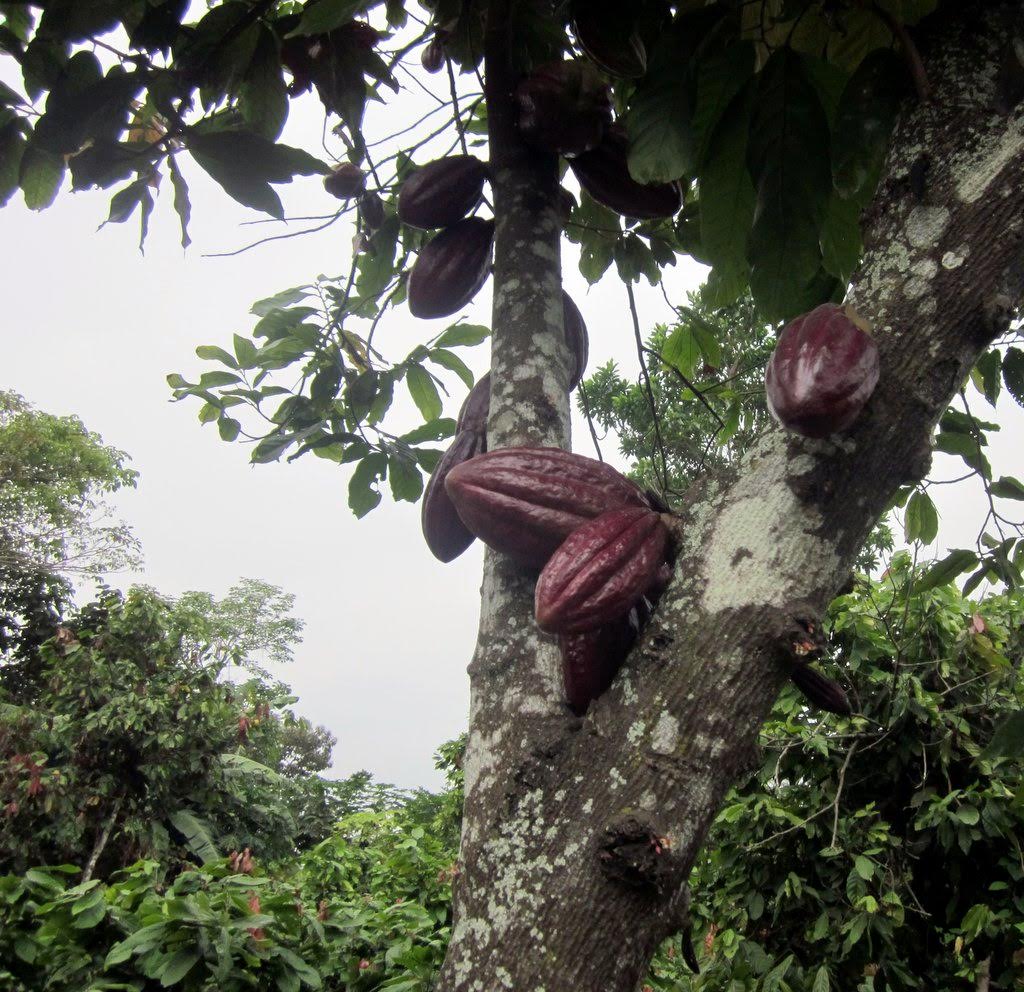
xmin=438 ymin=4 xmax=1024 ymax=991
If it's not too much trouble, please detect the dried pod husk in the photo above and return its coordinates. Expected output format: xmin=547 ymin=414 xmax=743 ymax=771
xmin=765 ymin=303 xmax=880 ymax=438
xmin=444 ymin=446 xmax=650 ymax=568
xmin=562 ymin=291 xmax=589 ymax=390
xmin=324 ymin=162 xmax=365 ymax=199
xmin=790 ymin=664 xmax=852 ymax=715
xmin=422 ymin=430 xmax=486 ymax=562
xmin=398 ymin=155 xmax=488 ymax=230
xmin=456 ymin=372 xmax=491 ymax=436
xmin=408 ymin=217 xmax=495 ymax=320
xmin=571 ymin=1 xmax=647 ymax=78
xmin=535 ymin=506 xmax=669 ymax=634
xmin=570 ymin=126 xmax=682 ymax=219
xmin=561 ymin=610 xmax=639 ymax=715
xmin=358 ymin=191 xmax=385 ymax=231
xmin=516 ymin=60 xmax=612 ymax=157
xmin=421 ymin=35 xmax=446 ymax=73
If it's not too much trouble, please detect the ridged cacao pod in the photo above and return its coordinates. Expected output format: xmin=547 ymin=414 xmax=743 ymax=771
xmin=516 ymin=60 xmax=612 ymax=157
xmin=398 ymin=155 xmax=488 ymax=231
xmin=765 ymin=303 xmax=880 ymax=439
xmin=422 ymin=430 xmax=485 ymax=562
xmin=571 ymin=1 xmax=647 ymax=78
xmin=562 ymin=291 xmax=589 ymax=390
xmin=570 ymin=126 xmax=682 ymax=219
xmin=408 ymin=217 xmax=495 ymax=320
xmin=421 ymin=36 xmax=446 ymax=73
xmin=790 ymin=664 xmax=852 ymax=715
xmin=456 ymin=372 xmax=491 ymax=436
xmin=561 ymin=610 xmax=639 ymax=715
xmin=324 ymin=163 xmax=365 ymax=199
xmin=444 ymin=447 xmax=650 ymax=568
xmin=358 ymin=191 xmax=385 ymax=231
xmin=535 ymin=506 xmax=669 ymax=633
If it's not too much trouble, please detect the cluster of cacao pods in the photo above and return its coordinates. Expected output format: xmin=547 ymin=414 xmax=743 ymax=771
xmin=396 ymin=155 xmax=495 ymax=320
xmin=765 ymin=303 xmax=880 ymax=438
xmin=323 ymin=162 xmax=386 ymax=232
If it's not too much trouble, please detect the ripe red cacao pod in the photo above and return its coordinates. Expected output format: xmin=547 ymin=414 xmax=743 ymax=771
xmin=324 ymin=162 xmax=365 ymax=199
xmin=789 ymin=664 xmax=852 ymax=715
xmin=570 ymin=126 xmax=682 ymax=220
xmin=562 ymin=291 xmax=589 ymax=390
xmin=516 ymin=60 xmax=612 ymax=157
xmin=456 ymin=372 xmax=491 ymax=436
xmin=444 ymin=447 xmax=650 ymax=568
xmin=571 ymin=1 xmax=647 ymax=78
xmin=358 ymin=191 xmax=385 ymax=231
xmin=421 ymin=36 xmax=446 ymax=73
xmin=535 ymin=506 xmax=669 ymax=633
xmin=408 ymin=217 xmax=495 ymax=320
xmin=765 ymin=303 xmax=880 ymax=438
xmin=560 ymin=610 xmax=639 ymax=715
xmin=398 ymin=155 xmax=488 ymax=230
xmin=422 ymin=430 xmax=486 ymax=562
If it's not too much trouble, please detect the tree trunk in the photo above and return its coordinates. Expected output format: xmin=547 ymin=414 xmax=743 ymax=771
xmin=438 ymin=4 xmax=1024 ymax=990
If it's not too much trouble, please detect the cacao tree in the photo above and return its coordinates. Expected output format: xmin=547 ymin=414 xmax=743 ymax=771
xmin=3 ymin=1 xmax=1024 ymax=988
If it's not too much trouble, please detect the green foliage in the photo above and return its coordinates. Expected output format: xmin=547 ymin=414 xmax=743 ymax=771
xmin=645 ymin=560 xmax=1024 ymax=991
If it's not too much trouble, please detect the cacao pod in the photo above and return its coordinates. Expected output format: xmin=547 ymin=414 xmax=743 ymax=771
xmin=358 ymin=191 xmax=385 ymax=231
xmin=422 ymin=430 xmax=485 ymax=562
xmin=790 ymin=664 xmax=852 ymax=715
xmin=561 ymin=610 xmax=639 ymax=715
xmin=398 ymin=155 xmax=488 ymax=230
xmin=324 ymin=162 xmax=365 ymax=199
xmin=765 ymin=303 xmax=880 ymax=439
xmin=570 ymin=126 xmax=682 ymax=219
xmin=516 ymin=60 xmax=612 ymax=157
xmin=421 ymin=36 xmax=446 ymax=73
xmin=444 ymin=446 xmax=650 ymax=568
xmin=535 ymin=505 xmax=669 ymax=633
xmin=408 ymin=217 xmax=495 ymax=320
xmin=562 ymin=291 xmax=589 ymax=390
xmin=456 ymin=372 xmax=491 ymax=436
xmin=571 ymin=1 xmax=647 ymax=78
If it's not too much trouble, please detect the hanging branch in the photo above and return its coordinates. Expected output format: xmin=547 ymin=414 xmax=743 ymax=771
xmin=640 ymin=344 xmax=726 ymax=432
xmin=578 ymin=381 xmax=604 ymax=462
xmin=626 ymin=282 xmax=669 ymax=494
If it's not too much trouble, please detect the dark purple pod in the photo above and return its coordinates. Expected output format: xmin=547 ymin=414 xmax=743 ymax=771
xmin=562 ymin=292 xmax=589 ymax=390
xmin=790 ymin=664 xmax=852 ymax=715
xmin=421 ymin=36 xmax=445 ymax=74
xmin=570 ymin=126 xmax=682 ymax=220
xmin=398 ymin=155 xmax=488 ymax=231
xmin=765 ymin=303 xmax=880 ymax=439
xmin=560 ymin=610 xmax=640 ymax=715
xmin=572 ymin=1 xmax=647 ymax=78
xmin=516 ymin=60 xmax=612 ymax=158
xmin=408 ymin=217 xmax=495 ymax=320
xmin=457 ymin=372 xmax=491 ymax=436
xmin=422 ymin=430 xmax=486 ymax=562
xmin=358 ymin=191 xmax=385 ymax=231
xmin=324 ymin=163 xmax=365 ymax=199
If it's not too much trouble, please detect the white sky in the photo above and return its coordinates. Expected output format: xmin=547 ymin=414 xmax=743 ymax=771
xmin=2 ymin=26 xmax=1021 ymax=790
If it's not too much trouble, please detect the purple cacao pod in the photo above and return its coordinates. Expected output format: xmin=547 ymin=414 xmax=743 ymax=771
xmin=560 ymin=610 xmax=640 ymax=715
xmin=358 ymin=191 xmax=385 ymax=230
xmin=765 ymin=303 xmax=880 ymax=439
xmin=562 ymin=291 xmax=589 ymax=390
xmin=421 ymin=36 xmax=446 ymax=73
xmin=456 ymin=372 xmax=491 ymax=436
xmin=516 ymin=60 xmax=612 ymax=157
xmin=324 ymin=162 xmax=365 ymax=199
xmin=408 ymin=217 xmax=494 ymax=319
xmin=790 ymin=664 xmax=852 ymax=715
xmin=571 ymin=1 xmax=647 ymax=78
xmin=444 ymin=446 xmax=650 ymax=568
xmin=421 ymin=430 xmax=486 ymax=562
xmin=535 ymin=506 xmax=669 ymax=633
xmin=570 ymin=126 xmax=682 ymax=220
xmin=398 ymin=155 xmax=488 ymax=231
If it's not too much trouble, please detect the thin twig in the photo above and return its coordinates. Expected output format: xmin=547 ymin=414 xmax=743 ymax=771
xmin=830 ymin=741 xmax=858 ymax=849
xmin=578 ymin=381 xmax=604 ymax=462
xmin=626 ymin=282 xmax=669 ymax=494
xmin=642 ymin=344 xmax=726 ymax=431
xmin=203 ymin=212 xmax=344 ymax=258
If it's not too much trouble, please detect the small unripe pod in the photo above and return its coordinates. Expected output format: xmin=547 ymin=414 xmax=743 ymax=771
xmin=422 ymin=36 xmax=445 ymax=73
xmin=324 ymin=163 xmax=365 ymax=199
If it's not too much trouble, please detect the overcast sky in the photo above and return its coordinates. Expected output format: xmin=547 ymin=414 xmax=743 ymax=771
xmin=2 ymin=32 xmax=1021 ymax=791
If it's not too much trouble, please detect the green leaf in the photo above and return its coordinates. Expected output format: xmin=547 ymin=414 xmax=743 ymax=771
xmin=168 ymin=810 xmax=219 ymax=864
xmin=436 ymin=323 xmax=490 ymax=348
xmin=233 ymin=334 xmax=258 ymax=368
xmin=428 ymin=348 xmax=474 ymax=388
xmin=662 ymin=325 xmax=700 ymax=379
xmin=218 ymin=417 xmax=241 ymax=442
xmin=981 ymin=711 xmax=1024 ymax=760
xmin=812 ymin=966 xmax=831 ymax=992
xmin=167 ymin=154 xmax=192 ymax=250
xmin=251 ymin=287 xmax=313 ymax=317
xmin=746 ymin=49 xmax=832 ymax=320
xmin=820 ymin=192 xmax=863 ymax=282
xmin=19 ymin=139 xmax=64 ymax=210
xmin=290 ymin=0 xmax=368 ymax=36
xmin=832 ymin=50 xmax=906 ymax=201
xmin=692 ymin=41 xmax=756 ymax=167
xmin=103 ymin=178 xmax=148 ymax=226
xmin=934 ymin=430 xmax=990 ymax=479
xmin=0 ymin=120 xmax=27 ymax=207
xmin=406 ymin=365 xmax=442 ymax=422
xmin=240 ymin=27 xmax=288 ymax=140
xmin=196 ymin=345 xmax=239 ymax=368
xmin=1002 ymin=347 xmax=1024 ymax=408
xmin=625 ymin=36 xmax=695 ymax=183
xmin=990 ymin=476 xmax=1024 ymax=500
xmin=916 ymin=550 xmax=979 ymax=593
xmin=388 ymin=452 xmax=423 ymax=502
xmin=400 ymin=418 xmax=457 ymax=445
xmin=348 ymin=451 xmax=387 ymax=518
xmin=904 ymin=490 xmax=938 ymax=545
xmin=159 ymin=948 xmax=201 ymax=987
xmin=854 ymin=855 xmax=874 ymax=880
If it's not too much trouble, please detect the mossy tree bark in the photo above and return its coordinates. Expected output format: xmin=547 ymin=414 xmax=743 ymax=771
xmin=438 ymin=4 xmax=1024 ymax=990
